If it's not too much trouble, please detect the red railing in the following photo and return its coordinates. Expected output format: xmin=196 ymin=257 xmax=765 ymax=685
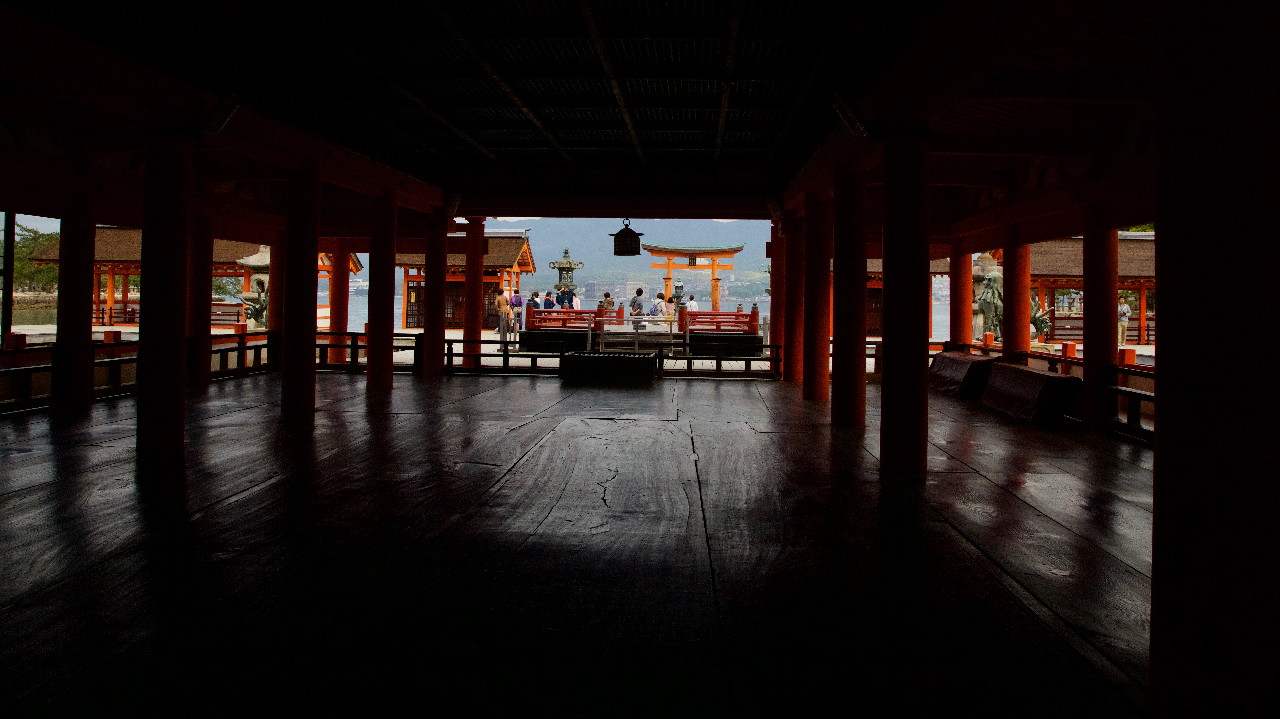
xmin=678 ymin=308 xmax=760 ymax=334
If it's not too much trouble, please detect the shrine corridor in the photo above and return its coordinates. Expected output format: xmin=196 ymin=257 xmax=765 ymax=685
xmin=0 ymin=375 xmax=1150 ymax=717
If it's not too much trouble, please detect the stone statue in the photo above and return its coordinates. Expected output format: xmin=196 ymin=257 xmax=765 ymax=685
xmin=977 ymin=267 xmax=1004 ymax=342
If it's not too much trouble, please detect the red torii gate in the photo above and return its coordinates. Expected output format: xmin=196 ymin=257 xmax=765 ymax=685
xmin=641 ymin=243 xmax=743 ymax=311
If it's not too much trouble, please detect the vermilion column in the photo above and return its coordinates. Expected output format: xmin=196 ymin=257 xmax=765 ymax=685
xmin=281 ymin=163 xmax=320 ymax=418
xmin=948 ymin=244 xmax=972 ymax=348
xmin=1081 ymin=211 xmax=1118 ymax=425
xmin=420 ymin=213 xmax=448 ymax=376
xmin=186 ymin=214 xmax=214 ymax=386
xmin=1151 ymin=7 xmax=1280 ymax=714
xmin=137 ymin=138 xmax=192 ymax=479
xmin=1002 ymin=236 xmax=1031 ymax=360
xmin=879 ymin=132 xmax=930 ymax=478
xmin=462 ymin=216 xmax=485 ymax=369
xmin=53 ymin=193 xmax=96 ymax=417
xmin=366 ymin=190 xmax=397 ymax=396
xmin=802 ymin=194 xmax=832 ymax=401
xmin=782 ymin=210 xmax=805 ymax=384
xmin=327 ymin=241 xmax=350 ymax=364
xmin=268 ymin=234 xmax=285 ymax=334
xmin=831 ymin=171 xmax=868 ymax=427
xmin=768 ymin=221 xmax=786 ymax=362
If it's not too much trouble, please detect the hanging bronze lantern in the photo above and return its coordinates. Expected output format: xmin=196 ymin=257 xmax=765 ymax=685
xmin=610 ymin=218 xmax=643 ymax=256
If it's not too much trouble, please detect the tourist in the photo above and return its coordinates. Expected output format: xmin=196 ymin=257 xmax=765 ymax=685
xmin=543 ymin=292 xmax=556 ymax=310
xmin=665 ymin=295 xmax=676 ymax=315
xmin=685 ymin=294 xmax=699 ymax=312
xmin=601 ymin=292 xmax=615 ymax=311
xmin=510 ymin=289 xmax=524 ymax=328
xmin=527 ymin=292 xmax=539 ymax=328
xmin=493 ymin=288 xmax=512 ymax=332
xmin=556 ymin=288 xmax=570 ymax=308
xmin=629 ymin=287 xmax=646 ymax=329
xmin=650 ymin=291 xmax=665 ymax=316
xmin=570 ymin=290 xmax=580 ymax=310
xmin=1117 ymin=295 xmax=1132 ymax=346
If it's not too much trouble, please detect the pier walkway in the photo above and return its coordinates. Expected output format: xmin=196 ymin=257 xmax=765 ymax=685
xmin=0 ymin=374 xmax=1151 ymax=716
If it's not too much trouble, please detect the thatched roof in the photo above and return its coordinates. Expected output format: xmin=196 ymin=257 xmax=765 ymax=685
xmin=29 ymin=227 xmax=263 ymax=265
xmin=397 ymin=232 xmax=535 ymax=273
xmin=1030 ymin=232 xmax=1154 ymax=279
xmin=30 ymin=227 xmax=363 ymax=273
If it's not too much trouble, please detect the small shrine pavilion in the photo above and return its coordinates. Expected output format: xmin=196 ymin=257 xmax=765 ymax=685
xmin=642 ymin=243 xmax=743 ymax=311
xmin=396 ymin=228 xmax=535 ymax=329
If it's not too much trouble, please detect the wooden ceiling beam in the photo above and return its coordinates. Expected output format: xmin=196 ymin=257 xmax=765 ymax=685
xmin=427 ymin=2 xmax=570 ymax=162
xmin=713 ymin=3 xmax=742 ymax=161
xmin=579 ymin=0 xmax=646 ymax=163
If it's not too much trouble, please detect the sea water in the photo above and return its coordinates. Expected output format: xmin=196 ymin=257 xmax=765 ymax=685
xmin=335 ymin=292 xmax=953 ymax=341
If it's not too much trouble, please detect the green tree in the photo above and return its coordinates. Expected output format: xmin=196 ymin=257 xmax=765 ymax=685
xmin=13 ymin=225 xmax=60 ymax=292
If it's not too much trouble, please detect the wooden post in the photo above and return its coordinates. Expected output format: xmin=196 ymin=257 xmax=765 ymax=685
xmin=328 ymin=242 xmax=350 ymax=364
xmin=137 ymin=137 xmax=192 ymax=481
xmin=1138 ymin=286 xmax=1148 ymax=344
xmin=105 ymin=271 xmax=116 ymax=326
xmin=462 ymin=216 xmax=486 ymax=369
xmin=280 ymin=162 xmax=319 ymax=418
xmin=709 ymin=260 xmax=722 ymax=312
xmin=53 ymin=194 xmax=96 ymax=417
xmin=268 ymin=235 xmax=285 ymax=334
xmin=1082 ymin=210 xmax=1118 ymax=425
xmin=1 ymin=211 xmax=13 ymax=338
xmin=782 ymin=209 xmax=805 ymax=384
xmin=1002 ymin=235 xmax=1031 ymax=360
xmin=1151 ymin=8 xmax=1280 ymax=713
xmin=366 ymin=190 xmax=397 ymax=395
xmin=768 ymin=221 xmax=785 ymax=359
xmin=948 ymin=243 xmax=972 ymax=348
xmin=419 ymin=213 xmax=448 ymax=377
xmin=801 ymin=193 xmax=831 ymax=402
xmin=186 ymin=214 xmax=214 ymax=386
xmin=831 ymin=170 xmax=868 ymax=428
xmin=93 ymin=269 xmax=102 ymax=325
xmin=879 ymin=132 xmax=930 ymax=478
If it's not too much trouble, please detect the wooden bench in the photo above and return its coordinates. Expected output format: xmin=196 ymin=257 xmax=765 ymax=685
xmin=929 ymin=351 xmax=998 ymax=399
xmin=560 ymin=352 xmax=657 ymax=385
xmin=980 ymin=361 xmax=1082 ymax=423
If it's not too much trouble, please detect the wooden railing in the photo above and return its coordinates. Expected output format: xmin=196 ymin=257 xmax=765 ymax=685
xmin=0 ymin=331 xmax=276 ymax=412
xmin=678 ymin=308 xmax=760 ymax=334
xmin=967 ymin=340 xmax=1155 ymax=441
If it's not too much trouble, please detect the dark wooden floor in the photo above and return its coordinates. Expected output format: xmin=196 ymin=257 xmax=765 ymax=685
xmin=0 ymin=374 xmax=1151 ymax=717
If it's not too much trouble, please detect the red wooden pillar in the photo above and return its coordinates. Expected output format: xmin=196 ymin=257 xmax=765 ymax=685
xmin=281 ymin=162 xmax=320 ymax=418
xmin=831 ymin=170 xmax=867 ymax=427
xmin=1137 ymin=286 xmax=1148 ymax=344
xmin=366 ymin=190 xmax=397 ymax=396
xmin=1002 ymin=236 xmax=1031 ymax=360
xmin=879 ymin=132 xmax=930 ymax=478
xmin=948 ymin=244 xmax=972 ymax=348
xmin=419 ymin=213 xmax=449 ymax=377
xmin=327 ymin=241 xmax=350 ymax=364
xmin=186 ymin=214 xmax=214 ymax=386
xmin=1151 ymin=5 xmax=1280 ymax=714
xmin=268 ymin=235 xmax=285 ymax=333
xmin=1081 ymin=210 xmax=1118 ymax=425
xmin=768 ymin=220 xmax=786 ymax=360
xmin=137 ymin=138 xmax=192 ymax=480
xmin=802 ymin=194 xmax=831 ymax=401
xmin=462 ymin=216 xmax=486 ymax=369
xmin=782 ymin=209 xmax=805 ymax=384
xmin=52 ymin=193 xmax=96 ymax=417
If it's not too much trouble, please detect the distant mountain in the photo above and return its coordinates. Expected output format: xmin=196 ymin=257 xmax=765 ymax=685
xmin=496 ymin=217 xmax=771 ymax=294
xmin=358 ymin=217 xmax=773 ymax=295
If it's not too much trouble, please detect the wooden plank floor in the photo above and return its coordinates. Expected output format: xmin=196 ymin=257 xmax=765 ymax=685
xmin=0 ymin=374 xmax=1151 ymax=717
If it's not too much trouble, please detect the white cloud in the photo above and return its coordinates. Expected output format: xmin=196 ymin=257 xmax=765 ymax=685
xmin=493 ymin=217 xmax=541 ymax=222
xmin=711 ymin=218 xmax=738 ymax=223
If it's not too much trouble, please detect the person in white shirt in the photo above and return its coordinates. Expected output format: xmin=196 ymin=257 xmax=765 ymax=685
xmin=685 ymin=295 xmax=699 ymax=312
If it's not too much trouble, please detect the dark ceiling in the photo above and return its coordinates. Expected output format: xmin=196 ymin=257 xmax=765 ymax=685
xmin=13 ymin=1 xmax=944 ymax=201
